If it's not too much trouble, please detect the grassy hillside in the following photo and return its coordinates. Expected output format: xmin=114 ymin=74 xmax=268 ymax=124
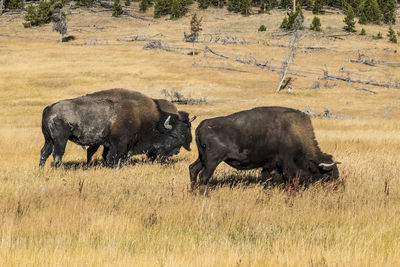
xmin=0 ymin=6 xmax=400 ymax=266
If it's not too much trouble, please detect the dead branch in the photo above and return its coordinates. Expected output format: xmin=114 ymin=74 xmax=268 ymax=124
xmin=383 ymin=98 xmax=400 ymax=118
xmin=117 ymin=35 xmax=149 ymax=42
xmin=192 ymin=63 xmax=254 ymax=73
xmin=2 ymin=8 xmax=26 ymax=14
xmin=143 ymin=40 xmax=173 ymax=51
xmin=161 ymin=89 xmax=207 ymax=105
xmin=325 ymin=33 xmax=350 ymax=40
xmin=354 ymin=86 xmax=378 ymax=94
xmin=349 ymin=58 xmax=376 ymax=66
xmin=203 ymin=46 xmax=229 ymax=59
xmin=320 ymin=70 xmax=400 ymax=89
xmin=87 ymin=8 xmax=112 ymax=13
xmin=123 ymin=10 xmax=154 ymax=21
xmin=302 ymin=107 xmax=347 ymax=119
xmin=203 ymin=46 xmax=309 ymax=77
xmin=279 ymin=77 xmax=293 ymax=91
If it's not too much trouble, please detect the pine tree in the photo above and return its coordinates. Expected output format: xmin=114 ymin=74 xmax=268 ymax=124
xmin=154 ymin=0 xmax=172 ymax=18
xmin=139 ymin=0 xmax=149 ymax=11
xmin=198 ymin=0 xmax=210 ymax=8
xmin=280 ymin=8 xmax=304 ymax=31
xmin=310 ymin=16 xmax=321 ymax=31
xmin=170 ymin=0 xmax=187 ymax=19
xmin=360 ymin=28 xmax=366 ymax=35
xmin=228 ymin=0 xmax=251 ymax=15
xmin=125 ymin=0 xmax=131 ymax=6
xmin=381 ymin=0 xmax=396 ymax=24
xmin=5 ymin=0 xmax=24 ymax=9
xmin=312 ymin=0 xmax=324 ymax=14
xmin=279 ymin=0 xmax=292 ymax=9
xmin=358 ymin=11 xmax=368 ymax=24
xmin=359 ymin=0 xmax=382 ymax=24
xmin=343 ymin=4 xmax=356 ymax=32
xmin=76 ymin=0 xmax=95 ymax=7
xmin=387 ymin=26 xmax=397 ymax=43
xmin=112 ymin=0 xmax=123 ymax=17
xmin=23 ymin=0 xmax=55 ymax=27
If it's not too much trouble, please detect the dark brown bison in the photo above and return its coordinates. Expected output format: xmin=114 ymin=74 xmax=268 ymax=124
xmin=39 ymin=89 xmax=195 ymax=167
xmin=189 ymin=106 xmax=340 ymax=189
xmin=85 ymin=98 xmax=196 ymax=163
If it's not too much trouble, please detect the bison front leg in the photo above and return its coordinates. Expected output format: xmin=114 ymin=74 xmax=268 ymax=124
xmin=189 ymin=158 xmax=203 ymax=190
xmin=106 ymin=139 xmax=129 ymax=167
xmin=87 ymin=145 xmax=100 ymax=164
xmin=102 ymin=146 xmax=109 ymax=162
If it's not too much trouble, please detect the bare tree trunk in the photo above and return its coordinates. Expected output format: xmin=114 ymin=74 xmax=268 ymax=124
xmin=276 ymin=30 xmax=299 ymax=92
xmin=0 ymin=0 xmax=4 ymax=16
xmin=293 ymin=0 xmax=296 ymax=11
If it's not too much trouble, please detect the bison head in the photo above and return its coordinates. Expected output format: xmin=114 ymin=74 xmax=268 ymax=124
xmin=150 ymin=111 xmax=195 ymax=158
xmin=302 ymin=154 xmax=340 ymax=184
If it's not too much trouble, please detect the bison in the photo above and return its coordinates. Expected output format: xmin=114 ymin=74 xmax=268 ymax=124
xmin=189 ymin=106 xmax=340 ymax=189
xmin=39 ymin=88 xmax=195 ymax=167
xmin=85 ymin=98 xmax=196 ymax=164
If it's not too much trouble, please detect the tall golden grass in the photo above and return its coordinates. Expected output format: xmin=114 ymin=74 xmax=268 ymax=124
xmin=0 ymin=6 xmax=400 ymax=266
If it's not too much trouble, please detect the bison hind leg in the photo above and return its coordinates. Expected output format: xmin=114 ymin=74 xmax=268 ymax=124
xmin=52 ymin=137 xmax=68 ymax=167
xmin=189 ymin=158 xmax=203 ymax=190
xmin=39 ymin=138 xmax=53 ymax=168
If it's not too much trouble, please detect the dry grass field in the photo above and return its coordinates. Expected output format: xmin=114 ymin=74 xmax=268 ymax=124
xmin=1 ymin=4 xmax=400 ymax=266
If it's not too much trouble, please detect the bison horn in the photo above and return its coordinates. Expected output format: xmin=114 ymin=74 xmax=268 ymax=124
xmin=189 ymin=115 xmax=197 ymax=122
xmin=318 ymin=161 xmax=340 ymax=171
xmin=164 ymin=115 xmax=173 ymax=130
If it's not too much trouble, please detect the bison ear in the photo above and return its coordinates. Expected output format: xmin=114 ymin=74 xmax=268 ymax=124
xmin=178 ymin=111 xmax=190 ymax=122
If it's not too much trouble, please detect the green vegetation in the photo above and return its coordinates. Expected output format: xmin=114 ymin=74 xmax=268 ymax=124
xmin=312 ymin=0 xmax=324 ymax=14
xmin=170 ymin=0 xmax=187 ymax=19
xmin=359 ymin=0 xmax=382 ymax=24
xmin=343 ymin=4 xmax=356 ymax=32
xmin=373 ymin=31 xmax=383 ymax=39
xmin=76 ymin=0 xmax=95 ymax=7
xmin=360 ymin=28 xmax=366 ymax=35
xmin=258 ymin=24 xmax=267 ymax=31
xmin=387 ymin=26 xmax=397 ymax=43
xmin=154 ymin=0 xmax=171 ymax=17
xmin=4 ymin=0 xmax=24 ymax=9
xmin=227 ymin=0 xmax=252 ymax=15
xmin=280 ymin=7 xmax=304 ymax=31
xmin=310 ymin=16 xmax=321 ymax=31
xmin=112 ymin=0 xmax=123 ymax=17
xmin=23 ymin=0 xmax=55 ymax=28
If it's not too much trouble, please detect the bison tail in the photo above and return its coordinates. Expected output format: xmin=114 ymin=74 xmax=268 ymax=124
xmin=41 ymin=105 xmax=56 ymax=143
xmin=195 ymin=130 xmax=207 ymax=165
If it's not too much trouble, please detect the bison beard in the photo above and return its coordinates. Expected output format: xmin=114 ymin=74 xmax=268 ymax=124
xmin=39 ymin=89 xmax=194 ymax=167
xmin=189 ymin=106 xmax=340 ymax=189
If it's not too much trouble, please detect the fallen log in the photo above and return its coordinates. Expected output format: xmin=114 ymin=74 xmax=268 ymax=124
xmin=192 ymin=63 xmax=254 ymax=73
xmin=320 ymin=71 xmax=400 ymax=89
xmin=203 ymin=46 xmax=309 ymax=77
xmin=117 ymin=35 xmax=149 ymax=42
xmin=123 ymin=10 xmax=154 ymax=21
xmin=354 ymin=86 xmax=378 ymax=94
xmin=203 ymin=46 xmax=229 ymax=59
xmin=349 ymin=58 xmax=376 ymax=66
